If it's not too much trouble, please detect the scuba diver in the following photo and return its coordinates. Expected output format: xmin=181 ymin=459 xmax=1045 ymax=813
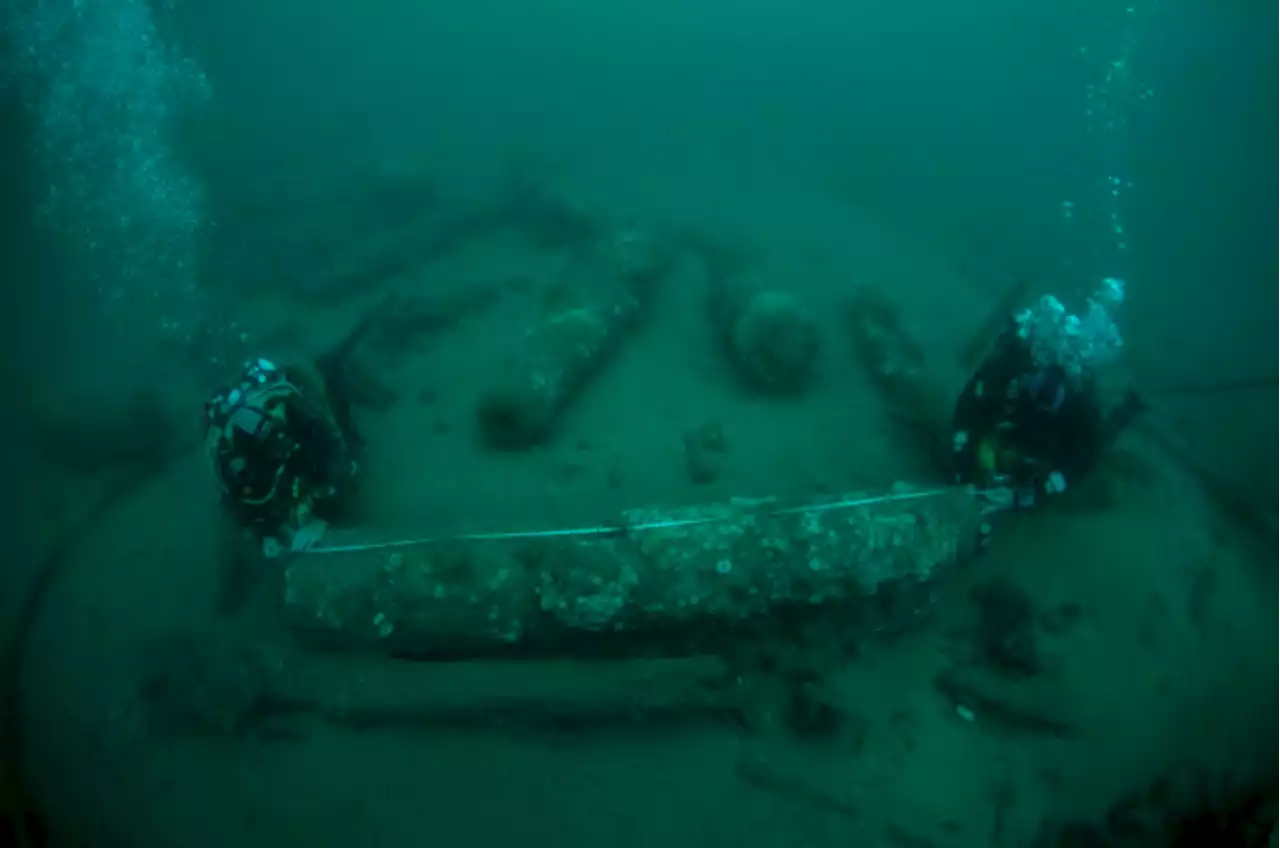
xmin=205 ymin=357 xmax=358 ymax=557
xmin=950 ymin=276 xmax=1146 ymax=507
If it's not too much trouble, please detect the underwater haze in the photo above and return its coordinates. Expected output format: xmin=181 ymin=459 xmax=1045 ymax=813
xmin=0 ymin=0 xmax=1275 ymax=846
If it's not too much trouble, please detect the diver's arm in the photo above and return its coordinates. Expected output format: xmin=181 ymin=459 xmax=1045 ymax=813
xmin=1100 ymin=389 xmax=1147 ymax=448
xmin=949 ymin=332 xmax=1031 ymax=486
xmin=282 ymin=364 xmax=349 ymax=457
xmin=1026 ymin=394 xmax=1107 ymax=497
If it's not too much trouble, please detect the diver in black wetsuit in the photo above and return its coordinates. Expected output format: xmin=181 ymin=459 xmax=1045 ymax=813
xmin=204 ymin=357 xmax=358 ymax=556
xmin=950 ymin=278 xmax=1145 ymax=507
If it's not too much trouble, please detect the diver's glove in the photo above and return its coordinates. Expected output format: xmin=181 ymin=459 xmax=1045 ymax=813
xmin=289 ymin=518 xmax=329 ymax=553
xmin=261 ymin=514 xmax=329 ymax=558
xmin=978 ymin=485 xmax=1038 ymax=512
xmin=977 ymin=468 xmax=1069 ymax=514
xmin=974 ymin=486 xmax=1018 ymax=514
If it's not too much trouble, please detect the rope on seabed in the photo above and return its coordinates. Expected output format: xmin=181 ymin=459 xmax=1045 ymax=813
xmin=305 ymin=487 xmax=998 ymax=556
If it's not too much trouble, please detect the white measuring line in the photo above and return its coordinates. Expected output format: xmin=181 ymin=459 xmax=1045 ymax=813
xmin=305 ymin=488 xmax=961 ymax=556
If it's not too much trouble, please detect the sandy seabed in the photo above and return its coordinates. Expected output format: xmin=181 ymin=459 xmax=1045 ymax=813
xmin=14 ymin=179 xmax=1276 ymax=848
